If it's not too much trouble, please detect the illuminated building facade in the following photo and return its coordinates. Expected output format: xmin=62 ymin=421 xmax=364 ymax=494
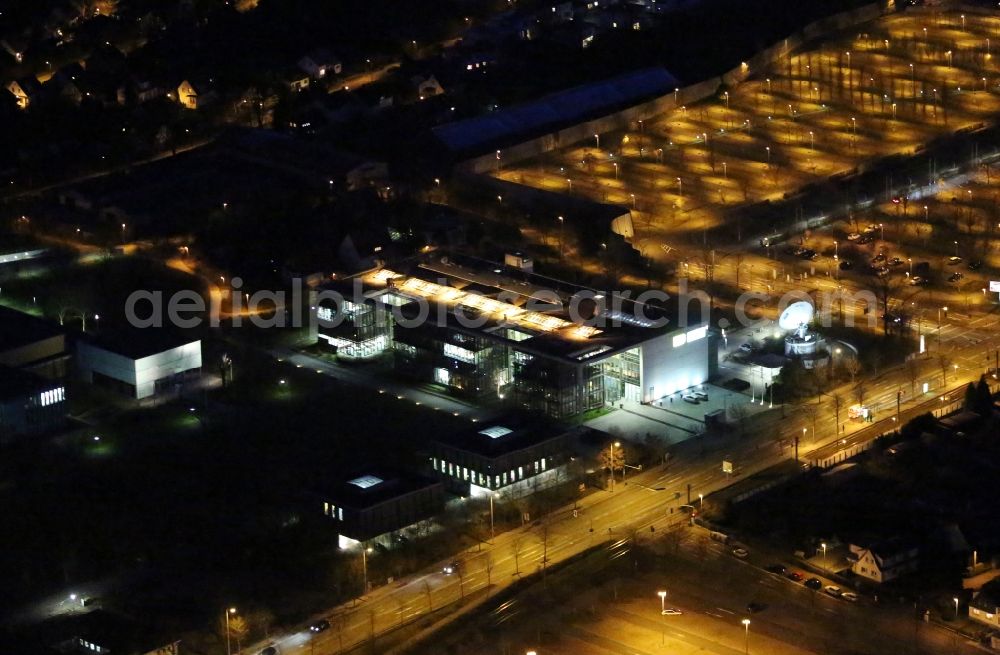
xmin=314 ymin=254 xmax=712 ymax=418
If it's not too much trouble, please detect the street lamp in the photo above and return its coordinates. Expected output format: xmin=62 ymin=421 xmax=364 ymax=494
xmin=658 ymin=590 xmax=668 ymax=644
xmin=658 ymin=590 xmax=668 ymax=614
xmin=699 ymin=493 xmax=704 ymax=509
xmin=742 ymin=618 xmax=751 ymax=654
xmin=224 ymin=607 xmax=237 ymax=655
xmin=765 ymin=146 xmax=770 ymax=164
xmin=362 ymin=546 xmax=373 ymax=593
xmin=489 ymin=493 xmax=498 ymax=541
xmin=676 ymin=177 xmax=683 ymax=198
xmin=610 ymin=441 xmax=621 ymax=492
xmin=821 ymin=542 xmax=827 ymax=564
xmin=557 ymin=215 xmax=564 ymax=259
xmin=954 ymin=596 xmax=960 ymax=618
xmin=594 ymin=133 xmax=600 ymax=149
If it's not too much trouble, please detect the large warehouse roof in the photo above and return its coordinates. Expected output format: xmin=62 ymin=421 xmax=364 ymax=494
xmin=432 ymin=67 xmax=678 ymax=156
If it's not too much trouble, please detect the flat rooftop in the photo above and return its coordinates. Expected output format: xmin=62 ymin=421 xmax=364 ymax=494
xmin=0 ymin=365 xmax=58 ymax=401
xmin=0 ymin=306 xmax=63 ymax=353
xmin=323 ymin=253 xmax=704 ymax=364
xmin=324 ymin=469 xmax=441 ymax=510
xmin=82 ymin=328 xmax=200 ymax=361
xmin=433 ymin=416 xmax=574 ymax=459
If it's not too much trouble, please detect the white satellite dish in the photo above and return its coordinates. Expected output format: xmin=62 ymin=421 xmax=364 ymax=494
xmin=778 ymin=301 xmax=814 ymax=331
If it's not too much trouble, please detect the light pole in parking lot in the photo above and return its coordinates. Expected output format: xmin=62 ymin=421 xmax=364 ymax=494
xmin=821 ymin=542 xmax=827 ymax=566
xmin=742 ymin=618 xmax=751 ymax=654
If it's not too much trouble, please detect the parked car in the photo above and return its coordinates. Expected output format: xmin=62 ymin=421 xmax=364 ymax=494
xmin=662 ymin=607 xmax=683 ymax=615
xmin=948 ymin=256 xmax=963 ymax=265
xmin=846 ymin=232 xmax=862 ymax=241
xmin=739 ymin=342 xmax=754 ymax=353
xmin=909 ymin=276 xmax=928 ymax=286
xmin=309 ymin=619 xmax=330 ymax=633
xmin=732 ymin=547 xmax=750 ymax=559
xmin=857 ymin=234 xmax=875 ymax=244
xmin=681 ymin=393 xmax=700 ymax=404
xmin=863 ymin=224 xmax=879 ymax=233
xmin=968 ymin=259 xmax=983 ymax=270
xmin=765 ymin=564 xmax=787 ymax=575
xmin=841 ymin=592 xmax=859 ymax=603
xmin=805 ymin=577 xmax=822 ymax=590
xmin=872 ymin=252 xmax=887 ymax=263
xmin=799 ymin=249 xmax=818 ymax=260
xmin=839 ymin=260 xmax=854 ymax=270
xmin=888 ymin=257 xmax=903 ymax=267
xmin=948 ymin=272 xmax=964 ymax=283
xmin=747 ymin=601 xmax=767 ymax=613
xmin=692 ymin=390 xmax=709 ymax=401
xmin=824 ymin=585 xmax=843 ymax=598
xmin=260 ymin=647 xmax=278 ymax=655
xmin=875 ymin=266 xmax=890 ymax=277
xmin=786 ymin=571 xmax=804 ymax=582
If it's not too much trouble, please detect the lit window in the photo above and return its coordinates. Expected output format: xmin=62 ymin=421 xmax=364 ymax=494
xmin=686 ymin=326 xmax=708 ymax=342
xmin=317 ymin=306 xmax=334 ymax=322
xmin=444 ymin=343 xmax=476 ymax=363
xmin=672 ymin=334 xmax=686 ymax=348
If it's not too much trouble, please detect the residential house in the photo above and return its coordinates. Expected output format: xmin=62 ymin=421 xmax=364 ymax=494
xmin=298 ymin=48 xmax=342 ymax=80
xmin=117 ymin=74 xmax=167 ymax=105
xmin=176 ymin=78 xmax=217 ymax=110
xmin=850 ymin=538 xmax=920 ymax=584
xmin=547 ymin=2 xmax=575 ymax=23
xmin=412 ymin=74 xmax=445 ymax=99
xmin=6 ymin=76 xmax=43 ymax=109
xmin=1 ymin=34 xmax=30 ymax=64
xmin=280 ymin=66 xmax=311 ymax=92
xmin=971 ymin=580 xmax=1000 ymax=629
xmin=47 ymin=62 xmax=88 ymax=105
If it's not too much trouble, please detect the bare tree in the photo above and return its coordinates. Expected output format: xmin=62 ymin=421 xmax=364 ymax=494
xmin=831 ymin=392 xmax=844 ymax=432
xmin=483 ymin=553 xmax=495 ymax=596
xmin=730 ymin=402 xmax=751 ymax=437
xmin=905 ymin=358 xmax=921 ymax=395
xmin=422 ymin=580 xmax=433 ymax=611
xmin=512 ymin=537 xmax=525 ymax=576
xmin=845 ymin=357 xmax=862 ymax=384
xmin=938 ymin=353 xmax=952 ymax=384
xmin=854 ymin=379 xmax=868 ymax=406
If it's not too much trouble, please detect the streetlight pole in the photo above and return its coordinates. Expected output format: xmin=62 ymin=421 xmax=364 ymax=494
xmin=610 ymin=441 xmax=620 ymax=492
xmin=224 ymin=607 xmax=237 ymax=655
xmin=362 ymin=546 xmax=372 ymax=594
xmin=557 ymin=216 xmax=564 ymax=259
xmin=742 ymin=618 xmax=751 ymax=654
xmin=490 ymin=493 xmax=496 ymax=541
xmin=658 ymin=590 xmax=667 ymax=644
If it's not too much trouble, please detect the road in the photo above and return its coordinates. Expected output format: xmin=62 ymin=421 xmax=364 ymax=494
xmin=248 ymin=342 xmax=991 ymax=655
